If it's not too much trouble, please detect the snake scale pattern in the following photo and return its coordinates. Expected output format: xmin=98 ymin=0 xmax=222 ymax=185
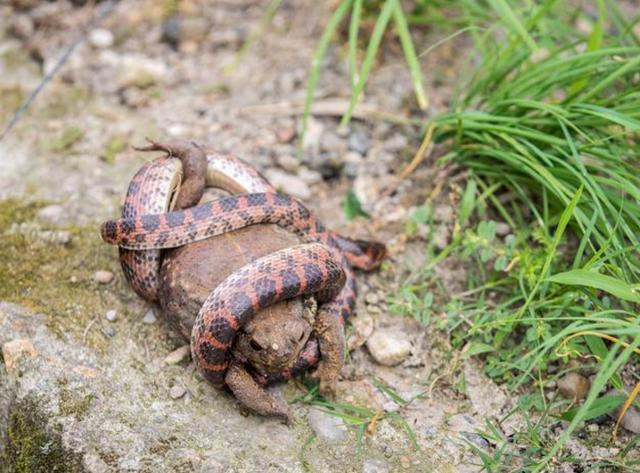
xmin=101 ymin=141 xmax=386 ymax=389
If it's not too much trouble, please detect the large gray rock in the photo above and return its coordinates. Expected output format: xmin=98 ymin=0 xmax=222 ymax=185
xmin=0 ymin=302 xmax=448 ymax=472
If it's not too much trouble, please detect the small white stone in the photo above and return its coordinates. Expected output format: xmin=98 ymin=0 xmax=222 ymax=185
xmin=495 ymin=222 xmax=511 ymax=236
xmin=169 ymin=384 xmax=186 ymax=400
xmin=163 ymin=345 xmax=191 ymax=365
xmin=105 ymin=310 xmax=117 ymax=322
xmin=94 ymin=270 xmax=114 ymax=284
xmin=143 ymin=309 xmax=157 ymax=324
xmin=366 ymin=328 xmax=412 ymax=366
xmin=36 ymin=204 xmax=64 ymax=224
xmin=89 ymin=28 xmax=114 ymax=49
xmin=264 ymin=168 xmax=311 ymax=200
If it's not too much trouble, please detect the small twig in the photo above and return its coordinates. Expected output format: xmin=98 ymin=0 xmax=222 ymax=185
xmin=613 ymin=381 xmax=640 ymax=441
xmin=399 ymin=123 xmax=436 ymax=179
xmin=238 ymin=99 xmax=418 ymax=125
xmin=83 ymin=317 xmax=98 ymax=345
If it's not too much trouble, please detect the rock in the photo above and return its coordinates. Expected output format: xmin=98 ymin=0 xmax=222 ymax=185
xmin=161 ymin=15 xmax=181 ymax=48
xmin=103 ymin=327 xmax=116 ymax=338
xmin=2 ymin=338 xmax=37 ymax=374
xmin=276 ymin=126 xmax=296 ymax=144
xmin=264 ymin=168 xmax=311 ymax=200
xmin=179 ymin=17 xmax=210 ymax=44
xmin=116 ymin=54 xmax=167 ymax=90
xmin=363 ymin=458 xmax=389 ymax=473
xmin=347 ymin=313 xmax=374 ymax=351
xmin=557 ymin=372 xmax=590 ymax=401
xmin=105 ymin=309 xmax=117 ymax=322
xmin=88 ymin=28 xmax=114 ymax=49
xmin=143 ymin=309 xmax=157 ymax=324
xmin=461 ymin=431 xmax=489 ymax=449
xmin=301 ymin=117 xmax=324 ymax=154
xmin=169 ymin=384 xmax=186 ymax=400
xmin=305 ymin=152 xmax=343 ymax=180
xmin=297 ymin=167 xmax=323 ymax=186
xmin=365 ymin=293 xmax=380 ymax=305
xmin=163 ymin=345 xmax=191 ymax=365
xmin=36 ymin=204 xmax=64 ymax=224
xmin=495 ymin=222 xmax=511 ymax=236
xmin=606 ymin=390 xmax=640 ymax=434
xmin=9 ymin=14 xmax=34 ymax=40
xmin=94 ymin=270 xmax=114 ymax=284
xmin=349 ymin=130 xmax=370 ymax=155
xmin=366 ymin=328 xmax=412 ymax=366
xmin=307 ymin=407 xmax=347 ymax=442
xmin=276 ymin=155 xmax=299 ymax=173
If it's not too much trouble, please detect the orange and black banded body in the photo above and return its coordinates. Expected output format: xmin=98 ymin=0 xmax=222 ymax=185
xmin=103 ymin=145 xmax=387 ymax=390
xmin=191 ymin=243 xmax=345 ymax=388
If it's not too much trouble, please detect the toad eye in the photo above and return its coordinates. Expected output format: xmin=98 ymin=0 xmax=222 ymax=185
xmin=249 ymin=339 xmax=263 ymax=351
xmin=298 ymin=332 xmax=305 ymax=342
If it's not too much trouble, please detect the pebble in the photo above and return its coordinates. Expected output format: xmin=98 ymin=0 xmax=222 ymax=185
xmin=89 ymin=28 xmax=114 ymax=49
xmin=2 ymin=338 xmax=37 ymax=374
xmin=264 ymin=169 xmax=311 ymax=200
xmin=143 ymin=309 xmax=157 ymax=324
xmin=163 ymin=345 xmax=191 ymax=365
xmin=495 ymin=222 xmax=511 ymax=236
xmin=276 ymin=155 xmax=299 ymax=173
xmin=297 ymin=167 xmax=323 ymax=186
xmin=302 ymin=117 xmax=323 ymax=153
xmin=310 ymin=152 xmax=343 ymax=180
xmin=169 ymin=384 xmax=187 ymax=400
xmin=365 ymin=292 xmax=380 ymax=305
xmin=346 ymin=313 xmax=373 ymax=351
xmin=606 ymin=390 xmax=640 ymax=434
xmin=307 ymin=407 xmax=347 ymax=442
xmin=36 ymin=204 xmax=64 ymax=224
xmin=348 ymin=130 xmax=370 ymax=155
xmin=276 ymin=126 xmax=297 ymax=144
xmin=557 ymin=372 xmax=590 ymax=401
xmin=103 ymin=327 xmax=116 ymax=338
xmin=105 ymin=309 xmax=117 ymax=322
xmin=461 ymin=431 xmax=489 ymax=449
xmin=362 ymin=458 xmax=389 ymax=473
xmin=366 ymin=328 xmax=412 ymax=366
xmin=161 ymin=15 xmax=181 ymax=48
xmin=116 ymin=54 xmax=167 ymax=90
xmin=94 ymin=270 xmax=114 ymax=284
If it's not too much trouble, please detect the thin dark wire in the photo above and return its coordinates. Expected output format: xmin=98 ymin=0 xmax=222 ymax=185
xmin=0 ymin=0 xmax=117 ymax=142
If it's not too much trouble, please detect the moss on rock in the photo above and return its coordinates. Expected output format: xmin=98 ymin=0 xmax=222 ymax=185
xmin=6 ymin=398 xmax=83 ymax=473
xmin=0 ymin=199 xmax=134 ymax=350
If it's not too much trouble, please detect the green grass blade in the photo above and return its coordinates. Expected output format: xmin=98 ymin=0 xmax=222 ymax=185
xmin=486 ymin=0 xmax=538 ymax=51
xmin=339 ymin=0 xmax=394 ymax=127
xmin=301 ymin=0 xmax=353 ymax=142
xmin=348 ymin=0 xmax=362 ymax=88
xmin=548 ymin=269 xmax=640 ymax=303
xmin=392 ymin=0 xmax=428 ymax=109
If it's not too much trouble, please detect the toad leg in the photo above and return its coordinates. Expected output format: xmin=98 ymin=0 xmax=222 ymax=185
xmin=225 ymin=361 xmax=293 ymax=424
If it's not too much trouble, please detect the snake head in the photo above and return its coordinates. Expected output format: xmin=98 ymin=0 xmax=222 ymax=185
xmin=232 ymin=298 xmax=315 ymax=377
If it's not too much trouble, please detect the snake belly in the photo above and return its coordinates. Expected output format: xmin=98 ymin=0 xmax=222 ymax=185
xmin=107 ymin=151 xmax=384 ymax=387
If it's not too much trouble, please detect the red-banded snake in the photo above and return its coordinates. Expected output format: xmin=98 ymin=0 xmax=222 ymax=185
xmin=101 ymin=140 xmax=386 ymax=393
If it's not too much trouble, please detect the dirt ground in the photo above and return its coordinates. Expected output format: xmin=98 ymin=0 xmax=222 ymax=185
xmin=0 ymin=1 xmax=528 ymax=472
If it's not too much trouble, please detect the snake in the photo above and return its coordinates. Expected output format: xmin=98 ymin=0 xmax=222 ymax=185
xmin=101 ymin=140 xmax=386 ymax=388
